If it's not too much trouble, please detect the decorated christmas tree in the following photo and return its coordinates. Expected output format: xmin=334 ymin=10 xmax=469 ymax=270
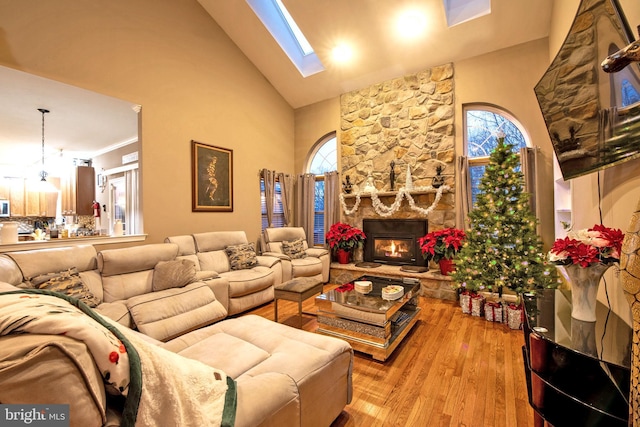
xmin=451 ymin=134 xmax=558 ymax=295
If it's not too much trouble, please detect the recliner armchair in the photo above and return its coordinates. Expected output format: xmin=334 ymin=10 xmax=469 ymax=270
xmin=262 ymin=227 xmax=330 ymax=283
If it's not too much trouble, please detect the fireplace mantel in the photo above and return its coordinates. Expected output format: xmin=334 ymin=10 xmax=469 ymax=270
xmin=342 ymin=188 xmax=451 ymax=199
xmin=340 ymin=186 xmax=456 ymax=235
xmin=340 ymin=185 xmax=452 ymax=220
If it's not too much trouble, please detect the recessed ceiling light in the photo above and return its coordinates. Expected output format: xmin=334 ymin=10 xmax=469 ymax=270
xmin=331 ymin=44 xmax=353 ymax=63
xmin=396 ymin=9 xmax=428 ymax=39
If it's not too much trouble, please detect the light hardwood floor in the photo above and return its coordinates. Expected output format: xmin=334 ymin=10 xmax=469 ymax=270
xmin=244 ymin=287 xmax=534 ymax=427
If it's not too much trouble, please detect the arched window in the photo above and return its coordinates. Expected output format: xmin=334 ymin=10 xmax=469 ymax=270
xmin=464 ymin=105 xmax=529 ymax=206
xmin=306 ymin=133 xmax=337 ymax=245
xmin=307 ymin=134 xmax=337 ymax=174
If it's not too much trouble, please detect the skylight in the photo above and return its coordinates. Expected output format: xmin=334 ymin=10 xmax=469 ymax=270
xmin=274 ymin=0 xmax=314 ymax=55
xmin=246 ymin=0 xmax=325 ymax=77
xmin=444 ymin=0 xmax=490 ymax=27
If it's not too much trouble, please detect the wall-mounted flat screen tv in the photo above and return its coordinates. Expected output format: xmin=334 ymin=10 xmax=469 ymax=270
xmin=535 ymin=0 xmax=640 ymax=180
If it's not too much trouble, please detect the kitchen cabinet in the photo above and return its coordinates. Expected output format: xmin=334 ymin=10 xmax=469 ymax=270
xmin=61 ymin=166 xmax=95 ymax=215
xmin=9 ymin=178 xmax=25 ymax=217
xmin=12 ymin=178 xmax=60 ymax=217
xmin=0 ymin=179 xmax=9 ymax=200
xmin=40 ymin=192 xmax=58 ymax=217
xmin=39 ymin=177 xmax=60 ymax=217
xmin=25 ymin=181 xmax=41 ymax=216
xmin=25 ymin=179 xmax=59 ymax=217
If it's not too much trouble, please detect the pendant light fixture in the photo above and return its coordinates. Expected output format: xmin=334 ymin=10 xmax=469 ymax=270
xmin=38 ymin=108 xmax=50 ymax=182
xmin=35 ymin=107 xmax=57 ymax=193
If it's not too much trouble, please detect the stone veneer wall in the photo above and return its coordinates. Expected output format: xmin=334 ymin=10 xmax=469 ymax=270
xmin=339 ymin=63 xmax=456 ymax=232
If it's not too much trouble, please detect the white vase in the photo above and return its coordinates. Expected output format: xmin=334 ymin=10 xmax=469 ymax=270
xmin=558 ymin=263 xmax=610 ymax=322
xmin=405 ymin=164 xmax=413 ymax=190
xmin=113 ymin=219 xmax=124 ymax=236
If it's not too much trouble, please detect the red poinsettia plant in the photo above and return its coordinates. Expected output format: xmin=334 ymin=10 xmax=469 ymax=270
xmin=418 ymin=228 xmax=466 ymax=263
xmin=548 ymin=224 xmax=624 ymax=268
xmin=325 ymin=222 xmax=366 ymax=252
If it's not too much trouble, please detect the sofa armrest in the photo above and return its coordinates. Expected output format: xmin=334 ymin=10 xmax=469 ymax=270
xmin=94 ymin=301 xmax=132 ymax=328
xmin=257 ymin=254 xmax=284 ymax=267
xmin=201 ymin=276 xmax=229 ymax=312
xmin=0 ymin=255 xmax=24 ymax=286
xmin=306 ymin=248 xmax=329 ymax=258
xmin=0 ymin=334 xmax=107 ymax=426
xmin=194 ymin=270 xmax=219 ymax=281
xmin=261 ymin=251 xmax=290 ymax=261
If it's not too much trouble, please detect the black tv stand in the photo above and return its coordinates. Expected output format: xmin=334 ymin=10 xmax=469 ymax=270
xmin=521 ymin=289 xmax=631 ymax=426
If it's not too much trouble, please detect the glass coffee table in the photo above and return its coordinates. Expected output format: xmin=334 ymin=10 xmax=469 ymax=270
xmin=315 ymin=275 xmax=421 ymax=361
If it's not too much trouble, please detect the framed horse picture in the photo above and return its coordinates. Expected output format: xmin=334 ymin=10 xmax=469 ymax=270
xmin=191 ymin=140 xmax=233 ymax=212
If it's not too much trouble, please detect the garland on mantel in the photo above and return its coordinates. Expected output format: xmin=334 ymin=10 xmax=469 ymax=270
xmin=339 ymin=185 xmax=450 ymax=217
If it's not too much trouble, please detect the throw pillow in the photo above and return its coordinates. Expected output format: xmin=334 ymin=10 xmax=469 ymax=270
xmin=30 ymin=267 xmax=100 ymax=308
xmin=152 ymin=259 xmax=197 ymax=292
xmin=225 ymin=243 xmax=258 ymax=270
xmin=282 ymin=238 xmax=307 ymax=259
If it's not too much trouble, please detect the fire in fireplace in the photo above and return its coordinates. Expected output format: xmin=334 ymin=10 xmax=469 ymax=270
xmin=375 ymin=238 xmax=412 ymax=258
xmin=363 ymin=219 xmax=427 ymax=266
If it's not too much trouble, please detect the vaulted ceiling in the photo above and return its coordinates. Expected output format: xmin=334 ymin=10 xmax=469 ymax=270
xmin=199 ymin=0 xmax=553 ymax=108
xmin=0 ymin=0 xmax=554 ymax=173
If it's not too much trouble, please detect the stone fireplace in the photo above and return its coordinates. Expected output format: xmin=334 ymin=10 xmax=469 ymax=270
xmin=338 ymin=62 xmax=457 ymax=236
xmin=331 ymin=62 xmax=459 ymax=300
xmin=363 ymin=219 xmax=427 ymax=266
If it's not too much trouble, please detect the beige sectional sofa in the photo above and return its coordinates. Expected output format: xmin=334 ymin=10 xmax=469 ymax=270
xmin=0 ymin=240 xmax=353 ymax=427
xmin=166 ymin=231 xmax=282 ymax=315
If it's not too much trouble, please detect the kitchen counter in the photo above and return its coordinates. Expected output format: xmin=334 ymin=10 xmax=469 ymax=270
xmin=0 ymin=234 xmax=147 ymax=253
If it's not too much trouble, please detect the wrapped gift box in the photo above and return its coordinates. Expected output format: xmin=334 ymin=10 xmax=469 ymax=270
xmin=460 ymin=291 xmax=472 ymax=314
xmin=484 ymin=301 xmax=503 ymax=322
xmin=470 ymin=294 xmax=485 ymax=317
xmin=460 ymin=292 xmax=486 ymax=316
xmin=507 ymin=303 xmax=524 ymax=329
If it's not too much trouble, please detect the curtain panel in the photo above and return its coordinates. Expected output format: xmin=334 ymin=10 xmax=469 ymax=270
xmin=260 ymin=169 xmax=276 ymax=228
xmin=456 ymin=156 xmax=472 ymax=230
xmin=277 ymin=172 xmax=294 ymax=226
xmin=520 ymin=147 xmax=540 ymax=234
xmin=296 ymin=173 xmax=316 ymax=247
xmin=324 ymin=171 xmax=340 ymax=239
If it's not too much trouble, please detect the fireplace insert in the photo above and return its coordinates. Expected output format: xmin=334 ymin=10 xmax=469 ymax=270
xmin=363 ymin=219 xmax=427 ymax=266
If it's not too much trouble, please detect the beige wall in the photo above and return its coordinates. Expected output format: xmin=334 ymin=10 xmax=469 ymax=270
xmin=294 ymin=98 xmax=340 ymax=174
xmin=0 ymin=0 xmax=294 ymax=246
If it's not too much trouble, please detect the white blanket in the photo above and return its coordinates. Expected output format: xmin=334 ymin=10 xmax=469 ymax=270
xmin=0 ymin=290 xmax=235 ymax=426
